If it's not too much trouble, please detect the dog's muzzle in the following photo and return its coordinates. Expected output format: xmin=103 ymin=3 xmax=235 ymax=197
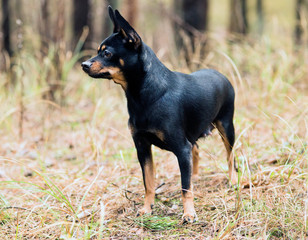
xmin=81 ymin=61 xmax=92 ymax=73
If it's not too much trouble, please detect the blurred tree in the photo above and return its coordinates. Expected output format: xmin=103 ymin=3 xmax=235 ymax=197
xmin=122 ymin=0 xmax=138 ymax=28
xmin=2 ymin=0 xmax=12 ymax=56
xmin=182 ymin=0 xmax=209 ymax=33
xmin=73 ymin=0 xmax=92 ymax=49
xmin=54 ymin=0 xmax=65 ymax=44
xmin=40 ymin=0 xmax=50 ymax=51
xmin=256 ymin=0 xmax=264 ymax=35
xmin=173 ymin=0 xmax=209 ymax=68
xmin=103 ymin=0 xmax=119 ymax=38
xmin=46 ymin=0 xmax=66 ymax=102
xmin=229 ymin=0 xmax=248 ymax=35
xmin=295 ymin=0 xmax=305 ymax=45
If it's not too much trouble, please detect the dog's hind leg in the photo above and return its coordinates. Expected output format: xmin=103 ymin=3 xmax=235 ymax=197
xmin=216 ymin=118 xmax=237 ymax=186
xmin=192 ymin=144 xmax=199 ymax=177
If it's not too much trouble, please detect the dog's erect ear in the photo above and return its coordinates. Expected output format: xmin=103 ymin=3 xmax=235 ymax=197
xmin=114 ymin=9 xmax=142 ymax=50
xmin=108 ymin=6 xmax=120 ymax=33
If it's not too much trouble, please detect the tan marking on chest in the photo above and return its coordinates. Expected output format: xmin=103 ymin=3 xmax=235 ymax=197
xmin=149 ymin=130 xmax=164 ymax=142
xmin=128 ymin=122 xmax=135 ymax=136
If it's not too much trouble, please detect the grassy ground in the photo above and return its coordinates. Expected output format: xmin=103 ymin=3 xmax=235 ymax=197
xmin=0 ymin=28 xmax=308 ymax=239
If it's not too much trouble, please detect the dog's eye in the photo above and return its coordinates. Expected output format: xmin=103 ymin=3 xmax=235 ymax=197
xmin=103 ymin=50 xmax=112 ymax=59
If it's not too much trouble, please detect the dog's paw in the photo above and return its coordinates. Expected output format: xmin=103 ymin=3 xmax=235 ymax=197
xmin=136 ymin=205 xmax=153 ymax=217
xmin=229 ymin=170 xmax=238 ymax=188
xmin=181 ymin=213 xmax=198 ymax=224
xmin=227 ymin=179 xmax=239 ymax=190
xmin=192 ymin=174 xmax=201 ymax=181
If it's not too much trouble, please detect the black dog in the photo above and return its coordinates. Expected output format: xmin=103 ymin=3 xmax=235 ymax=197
xmin=82 ymin=6 xmax=237 ymax=224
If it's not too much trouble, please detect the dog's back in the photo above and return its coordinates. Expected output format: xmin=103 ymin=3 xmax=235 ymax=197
xmin=161 ymin=68 xmax=235 ymax=144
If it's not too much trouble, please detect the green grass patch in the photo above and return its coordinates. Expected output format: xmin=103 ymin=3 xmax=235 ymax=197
xmin=132 ymin=215 xmax=178 ymax=231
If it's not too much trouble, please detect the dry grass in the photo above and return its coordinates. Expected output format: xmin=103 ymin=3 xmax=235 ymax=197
xmin=0 ymin=31 xmax=308 ymax=239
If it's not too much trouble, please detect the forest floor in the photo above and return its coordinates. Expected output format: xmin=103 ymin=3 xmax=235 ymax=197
xmin=0 ymin=36 xmax=307 ymax=239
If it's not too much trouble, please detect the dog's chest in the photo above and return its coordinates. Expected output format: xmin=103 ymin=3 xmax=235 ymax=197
xmin=128 ymin=109 xmax=166 ymax=136
xmin=128 ymin=118 xmax=168 ymax=149
xmin=128 ymin=113 xmax=157 ymax=133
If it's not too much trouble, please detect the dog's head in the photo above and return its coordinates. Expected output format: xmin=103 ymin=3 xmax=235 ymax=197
xmin=81 ymin=6 xmax=142 ymax=89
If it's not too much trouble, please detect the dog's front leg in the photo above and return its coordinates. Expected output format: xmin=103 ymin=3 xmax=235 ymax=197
xmin=133 ymin=137 xmax=155 ymax=216
xmin=175 ymin=142 xmax=197 ymax=224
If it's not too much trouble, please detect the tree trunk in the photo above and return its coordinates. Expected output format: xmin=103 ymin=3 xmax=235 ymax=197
xmin=256 ymin=0 xmax=264 ymax=35
xmin=73 ymin=0 xmax=92 ymax=49
xmin=40 ymin=0 xmax=50 ymax=39
xmin=46 ymin=0 xmax=66 ymax=102
xmin=54 ymin=0 xmax=65 ymax=44
xmin=2 ymin=0 xmax=12 ymax=56
xmin=229 ymin=0 xmax=248 ymax=35
xmin=122 ymin=0 xmax=138 ymax=28
xmin=173 ymin=0 xmax=209 ymax=68
xmin=40 ymin=0 xmax=50 ymax=52
xmin=179 ymin=0 xmax=209 ymax=50
xmin=295 ymin=0 xmax=304 ymax=45
xmin=182 ymin=0 xmax=209 ymax=32
xmin=103 ymin=0 xmax=119 ymax=38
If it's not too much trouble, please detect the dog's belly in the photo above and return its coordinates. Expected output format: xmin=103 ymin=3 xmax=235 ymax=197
xmin=185 ymin=122 xmax=214 ymax=144
xmin=200 ymin=124 xmax=214 ymax=138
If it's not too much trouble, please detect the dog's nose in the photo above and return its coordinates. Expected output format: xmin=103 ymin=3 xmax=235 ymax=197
xmin=81 ymin=61 xmax=92 ymax=73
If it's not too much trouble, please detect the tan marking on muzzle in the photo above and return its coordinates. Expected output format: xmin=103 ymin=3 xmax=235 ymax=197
xmin=90 ymin=61 xmax=103 ymax=74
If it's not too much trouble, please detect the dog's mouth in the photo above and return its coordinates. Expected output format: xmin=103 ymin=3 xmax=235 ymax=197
xmin=81 ymin=62 xmax=113 ymax=79
xmin=88 ymin=71 xmax=113 ymax=79
xmin=82 ymin=65 xmax=90 ymax=73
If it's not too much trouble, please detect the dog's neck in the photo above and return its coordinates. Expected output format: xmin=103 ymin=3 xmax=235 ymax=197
xmin=125 ymin=44 xmax=172 ymax=109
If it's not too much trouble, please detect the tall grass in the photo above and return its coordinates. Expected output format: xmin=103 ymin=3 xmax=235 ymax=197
xmin=0 ymin=14 xmax=308 ymax=240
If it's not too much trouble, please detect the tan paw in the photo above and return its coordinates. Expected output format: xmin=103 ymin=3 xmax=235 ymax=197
xmin=228 ymin=167 xmax=238 ymax=185
xmin=230 ymin=173 xmax=238 ymax=187
xmin=181 ymin=213 xmax=198 ymax=224
xmin=136 ymin=204 xmax=153 ymax=217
